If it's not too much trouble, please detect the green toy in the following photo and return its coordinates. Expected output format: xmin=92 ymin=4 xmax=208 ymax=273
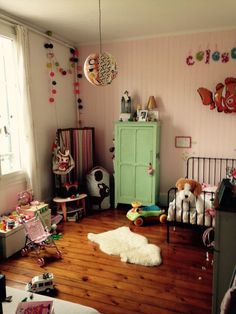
xmin=126 ymin=202 xmax=167 ymax=226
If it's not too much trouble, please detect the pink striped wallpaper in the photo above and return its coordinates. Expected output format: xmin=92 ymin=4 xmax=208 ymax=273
xmin=79 ymin=29 xmax=236 ymax=202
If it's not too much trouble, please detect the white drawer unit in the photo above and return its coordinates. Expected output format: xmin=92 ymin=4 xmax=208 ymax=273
xmin=0 ymin=225 xmax=26 ymax=259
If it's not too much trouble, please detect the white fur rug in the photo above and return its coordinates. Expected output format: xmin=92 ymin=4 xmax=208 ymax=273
xmin=87 ymin=226 xmax=162 ymax=266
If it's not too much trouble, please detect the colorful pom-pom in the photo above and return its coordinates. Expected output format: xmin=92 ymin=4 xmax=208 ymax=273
xmin=73 ymin=49 xmax=79 ymax=56
xmin=49 ymin=97 xmax=54 ymax=103
xmin=44 ymin=43 xmax=50 ymax=49
xmin=47 ymin=53 xmax=54 ymax=58
xmin=77 ymin=98 xmax=82 ymax=103
xmin=52 ymin=89 xmax=57 ymax=94
xmin=52 ymin=81 xmax=57 ymax=85
xmin=47 ymin=63 xmax=52 ymax=68
xmin=78 ymin=104 xmax=83 ymax=109
xmin=46 ymin=30 xmax=52 ymax=37
xmin=77 ymin=73 xmax=83 ymax=78
xmin=50 ymin=71 xmax=55 ymax=77
xmin=62 ymin=70 xmax=67 ymax=75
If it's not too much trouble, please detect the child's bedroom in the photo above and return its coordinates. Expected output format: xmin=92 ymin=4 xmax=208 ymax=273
xmin=0 ymin=0 xmax=236 ymax=313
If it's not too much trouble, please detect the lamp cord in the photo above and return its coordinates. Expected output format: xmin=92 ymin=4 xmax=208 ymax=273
xmin=99 ymin=0 xmax=102 ymax=54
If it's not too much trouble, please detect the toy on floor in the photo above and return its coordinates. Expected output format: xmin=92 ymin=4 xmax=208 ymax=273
xmin=126 ymin=202 xmax=167 ymax=226
xmin=26 ymin=273 xmax=55 ymax=294
xmin=20 ymin=212 xmax=62 ymax=267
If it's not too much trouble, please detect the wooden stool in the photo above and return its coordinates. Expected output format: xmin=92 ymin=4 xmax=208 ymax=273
xmin=53 ymin=194 xmax=87 ymax=222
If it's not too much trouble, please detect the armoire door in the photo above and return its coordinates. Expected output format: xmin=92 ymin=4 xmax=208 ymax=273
xmin=115 ymin=122 xmax=160 ymax=207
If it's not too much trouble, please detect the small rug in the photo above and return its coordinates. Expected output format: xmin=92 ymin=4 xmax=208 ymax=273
xmin=87 ymin=226 xmax=162 ymax=266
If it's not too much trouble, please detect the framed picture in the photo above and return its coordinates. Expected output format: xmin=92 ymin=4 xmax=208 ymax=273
xmin=148 ymin=110 xmax=159 ymax=121
xmin=175 ymin=136 xmax=191 ymax=148
xmin=138 ymin=110 xmax=148 ymax=121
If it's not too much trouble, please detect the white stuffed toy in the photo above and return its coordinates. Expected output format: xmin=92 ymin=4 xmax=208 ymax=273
xmin=175 ymin=178 xmax=202 ymax=223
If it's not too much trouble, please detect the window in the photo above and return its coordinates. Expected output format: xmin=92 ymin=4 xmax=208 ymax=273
xmin=0 ymin=34 xmax=22 ymax=176
xmin=45 ymin=281 xmax=52 ymax=286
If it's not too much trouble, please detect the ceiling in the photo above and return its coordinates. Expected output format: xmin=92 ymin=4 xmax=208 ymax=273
xmin=0 ymin=0 xmax=236 ymax=46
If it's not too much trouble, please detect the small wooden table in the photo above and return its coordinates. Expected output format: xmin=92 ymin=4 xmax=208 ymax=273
xmin=53 ymin=194 xmax=87 ymax=222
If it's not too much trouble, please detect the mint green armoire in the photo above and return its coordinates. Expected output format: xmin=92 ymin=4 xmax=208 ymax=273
xmin=114 ymin=122 xmax=160 ymax=207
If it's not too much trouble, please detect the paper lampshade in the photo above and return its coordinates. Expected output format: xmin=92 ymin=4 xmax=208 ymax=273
xmin=84 ymin=52 xmax=118 ymax=86
xmin=83 ymin=0 xmax=118 ymax=86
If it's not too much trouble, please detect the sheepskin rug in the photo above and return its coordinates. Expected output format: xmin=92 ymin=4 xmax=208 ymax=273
xmin=87 ymin=226 xmax=162 ymax=266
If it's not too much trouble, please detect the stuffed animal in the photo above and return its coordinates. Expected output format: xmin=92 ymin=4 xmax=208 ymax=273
xmin=172 ymin=178 xmax=203 ymax=223
xmin=176 ymin=178 xmax=202 ymax=197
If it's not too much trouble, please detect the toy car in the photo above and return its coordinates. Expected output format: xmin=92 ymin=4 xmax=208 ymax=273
xmin=126 ymin=202 xmax=167 ymax=226
xmin=26 ymin=273 xmax=55 ymax=294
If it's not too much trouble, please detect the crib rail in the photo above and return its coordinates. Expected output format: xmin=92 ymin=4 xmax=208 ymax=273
xmin=186 ymin=157 xmax=236 ymax=186
xmin=166 ymin=156 xmax=236 ymax=244
xmin=167 ymin=188 xmax=215 ymax=243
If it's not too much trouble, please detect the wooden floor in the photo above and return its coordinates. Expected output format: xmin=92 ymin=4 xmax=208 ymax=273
xmin=0 ymin=209 xmax=213 ymax=314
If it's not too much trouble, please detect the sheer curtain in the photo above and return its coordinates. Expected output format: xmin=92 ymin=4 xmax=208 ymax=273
xmin=15 ymin=25 xmax=39 ymax=198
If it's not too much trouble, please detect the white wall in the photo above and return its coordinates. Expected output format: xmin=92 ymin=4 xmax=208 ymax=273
xmin=0 ymin=31 xmax=77 ymax=213
xmin=27 ymin=32 xmax=77 ymax=203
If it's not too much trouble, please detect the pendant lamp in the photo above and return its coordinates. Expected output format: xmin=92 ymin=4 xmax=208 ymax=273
xmin=84 ymin=0 xmax=118 ymax=86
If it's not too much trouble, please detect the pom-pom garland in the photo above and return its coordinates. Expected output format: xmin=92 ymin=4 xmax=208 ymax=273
xmin=44 ymin=42 xmax=82 ymax=103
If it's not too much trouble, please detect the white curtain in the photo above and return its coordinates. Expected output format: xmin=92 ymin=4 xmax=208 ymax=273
xmin=15 ymin=25 xmax=39 ymax=198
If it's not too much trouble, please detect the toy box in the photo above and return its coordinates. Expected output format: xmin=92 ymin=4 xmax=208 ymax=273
xmin=18 ymin=203 xmax=49 ymax=218
xmin=0 ymin=225 xmax=25 ymax=259
xmin=0 ymin=209 xmax=51 ymax=259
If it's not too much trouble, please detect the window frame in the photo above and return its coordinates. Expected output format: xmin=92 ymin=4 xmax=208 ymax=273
xmin=0 ymin=22 xmax=27 ymax=188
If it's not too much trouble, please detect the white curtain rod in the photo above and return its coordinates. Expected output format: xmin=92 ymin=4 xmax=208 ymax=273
xmin=0 ymin=13 xmax=76 ymax=49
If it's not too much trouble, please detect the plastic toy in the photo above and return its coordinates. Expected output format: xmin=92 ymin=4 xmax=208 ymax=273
xmin=20 ymin=212 xmax=62 ymax=266
xmin=26 ymin=273 xmax=55 ymax=294
xmin=126 ymin=202 xmax=167 ymax=226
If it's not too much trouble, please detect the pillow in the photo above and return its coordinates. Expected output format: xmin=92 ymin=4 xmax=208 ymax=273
xmin=201 ymin=183 xmax=218 ymax=193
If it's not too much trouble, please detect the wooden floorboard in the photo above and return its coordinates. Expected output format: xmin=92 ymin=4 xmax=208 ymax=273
xmin=0 ymin=208 xmax=213 ymax=314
